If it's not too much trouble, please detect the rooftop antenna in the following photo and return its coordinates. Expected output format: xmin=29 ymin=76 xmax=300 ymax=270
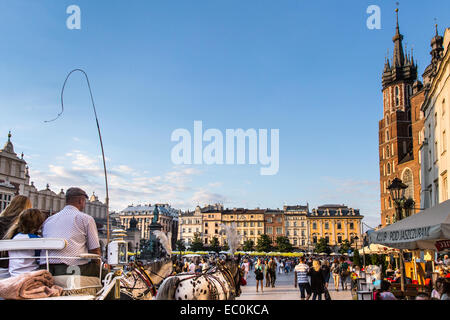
xmin=45 ymin=69 xmax=111 ymax=249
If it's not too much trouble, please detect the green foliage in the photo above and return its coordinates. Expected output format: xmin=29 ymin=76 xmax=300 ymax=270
xmin=222 ymin=241 xmax=230 ymax=252
xmin=352 ymin=249 xmax=361 ymax=266
xmin=175 ymin=240 xmax=186 ymax=252
xmin=314 ymin=238 xmax=331 ymax=254
xmin=275 ymin=236 xmax=293 ymax=253
xmin=256 ymin=234 xmax=273 ymax=252
xmin=339 ymin=240 xmax=352 ymax=254
xmin=190 ymin=232 xmax=204 ymax=252
xmin=243 ymin=239 xmax=255 ymax=252
xmin=209 ymin=237 xmax=221 ymax=253
xmin=371 ymin=254 xmax=379 ymax=265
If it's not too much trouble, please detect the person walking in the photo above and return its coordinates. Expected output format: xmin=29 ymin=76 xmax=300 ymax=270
xmin=268 ymin=257 xmax=277 ymax=287
xmin=330 ymin=258 xmax=340 ymax=291
xmin=321 ymin=260 xmax=331 ymax=290
xmin=242 ymin=258 xmax=250 ymax=281
xmin=309 ymin=260 xmax=325 ymax=300
xmin=254 ymin=258 xmax=264 ymax=293
xmin=338 ymin=257 xmax=350 ymax=290
xmin=264 ymin=259 xmax=271 ymax=287
xmin=294 ymin=256 xmax=311 ymax=300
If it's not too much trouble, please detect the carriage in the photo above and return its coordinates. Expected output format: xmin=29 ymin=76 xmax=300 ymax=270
xmin=0 ymin=235 xmax=168 ymax=300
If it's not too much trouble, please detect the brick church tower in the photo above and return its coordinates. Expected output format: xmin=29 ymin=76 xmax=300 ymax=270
xmin=378 ymin=10 xmax=423 ymax=226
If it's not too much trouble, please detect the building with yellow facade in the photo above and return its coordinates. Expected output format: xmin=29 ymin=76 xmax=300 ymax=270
xmin=307 ymin=204 xmax=363 ymax=249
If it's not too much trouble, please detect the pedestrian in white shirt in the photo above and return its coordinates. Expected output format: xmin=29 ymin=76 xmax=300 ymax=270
xmin=39 ymin=187 xmax=101 ymax=277
xmin=7 ymin=209 xmax=46 ymax=277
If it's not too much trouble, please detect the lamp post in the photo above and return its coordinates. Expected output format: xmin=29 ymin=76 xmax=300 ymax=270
xmin=387 ymin=177 xmax=408 ymax=295
xmin=387 ymin=178 xmax=408 ymax=222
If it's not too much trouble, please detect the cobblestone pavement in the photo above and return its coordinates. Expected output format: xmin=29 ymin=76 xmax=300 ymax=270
xmin=237 ymin=269 xmax=354 ymax=300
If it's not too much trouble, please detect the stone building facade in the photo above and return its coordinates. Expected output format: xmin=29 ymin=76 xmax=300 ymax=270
xmin=264 ymin=209 xmax=284 ymax=243
xmin=283 ymin=205 xmax=309 ymax=249
xmin=420 ymin=27 xmax=450 ymax=209
xmin=119 ymin=203 xmax=180 ymax=248
xmin=178 ymin=208 xmax=203 ymax=247
xmin=201 ymin=204 xmax=224 ymax=245
xmin=308 ymin=205 xmax=363 ymax=249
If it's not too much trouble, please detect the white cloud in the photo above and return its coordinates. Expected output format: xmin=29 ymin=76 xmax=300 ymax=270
xmin=29 ymin=150 xmax=227 ymax=213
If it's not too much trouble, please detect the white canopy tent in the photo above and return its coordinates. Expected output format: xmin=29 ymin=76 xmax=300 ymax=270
xmin=358 ymin=244 xmax=399 ymax=255
xmin=369 ymin=199 xmax=450 ymax=251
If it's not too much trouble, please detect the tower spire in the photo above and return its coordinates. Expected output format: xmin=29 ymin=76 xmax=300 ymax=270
xmin=392 ymin=8 xmax=405 ymax=67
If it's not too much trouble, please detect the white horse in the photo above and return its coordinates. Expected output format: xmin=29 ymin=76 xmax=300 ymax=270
xmin=155 ymin=256 xmax=242 ymax=300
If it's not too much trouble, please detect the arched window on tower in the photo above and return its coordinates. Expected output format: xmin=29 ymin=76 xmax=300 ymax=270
xmin=386 ymin=145 xmax=390 ymax=158
xmin=402 ymin=168 xmax=414 ymax=200
xmin=395 ymin=86 xmax=400 ymax=106
xmin=386 ymin=130 xmax=390 ymax=142
xmin=387 ymin=163 xmax=391 ymax=175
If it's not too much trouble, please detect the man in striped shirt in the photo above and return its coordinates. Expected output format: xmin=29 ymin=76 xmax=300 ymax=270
xmin=294 ymin=256 xmax=311 ymax=300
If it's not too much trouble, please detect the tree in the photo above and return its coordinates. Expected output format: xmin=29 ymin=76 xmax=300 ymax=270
xmin=175 ymin=239 xmax=186 ymax=252
xmin=275 ymin=236 xmax=293 ymax=253
xmin=190 ymin=232 xmax=204 ymax=252
xmin=353 ymin=248 xmax=361 ymax=266
xmin=222 ymin=241 xmax=230 ymax=252
xmin=243 ymin=239 xmax=254 ymax=252
xmin=339 ymin=240 xmax=352 ymax=255
xmin=209 ymin=237 xmax=221 ymax=253
xmin=256 ymin=234 xmax=273 ymax=252
xmin=315 ymin=238 xmax=331 ymax=254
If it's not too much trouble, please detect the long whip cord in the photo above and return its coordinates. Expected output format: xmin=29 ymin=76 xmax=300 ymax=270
xmin=45 ymin=69 xmax=110 ymax=248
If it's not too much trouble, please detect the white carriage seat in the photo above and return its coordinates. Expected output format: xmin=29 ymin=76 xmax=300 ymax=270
xmin=0 ymin=238 xmax=103 ymax=299
xmin=0 ymin=238 xmax=67 ymax=279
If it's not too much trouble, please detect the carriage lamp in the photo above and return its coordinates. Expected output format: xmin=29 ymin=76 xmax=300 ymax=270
xmin=108 ymin=240 xmax=128 ymax=266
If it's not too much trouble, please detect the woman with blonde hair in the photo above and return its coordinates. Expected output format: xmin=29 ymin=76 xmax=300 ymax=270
xmin=0 ymin=195 xmax=32 ymax=239
xmin=7 ymin=209 xmax=46 ymax=277
xmin=308 ymin=260 xmax=325 ymax=300
xmin=0 ymin=195 xmax=32 ymax=269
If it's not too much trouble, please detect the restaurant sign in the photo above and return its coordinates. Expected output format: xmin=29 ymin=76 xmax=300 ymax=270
xmin=435 ymin=240 xmax=450 ymax=251
xmin=374 ymin=226 xmax=432 ymax=243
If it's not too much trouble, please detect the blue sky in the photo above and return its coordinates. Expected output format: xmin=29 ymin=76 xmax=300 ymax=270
xmin=1 ymin=0 xmax=449 ymax=230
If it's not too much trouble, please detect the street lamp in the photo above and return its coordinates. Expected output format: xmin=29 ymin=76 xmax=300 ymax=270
xmin=387 ymin=178 xmax=408 ymax=222
xmin=387 ymin=177 xmax=408 ymax=295
xmin=353 ymin=236 xmax=359 ymax=250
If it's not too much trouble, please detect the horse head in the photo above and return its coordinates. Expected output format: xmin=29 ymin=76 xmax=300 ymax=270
xmin=223 ymin=254 xmax=242 ymax=298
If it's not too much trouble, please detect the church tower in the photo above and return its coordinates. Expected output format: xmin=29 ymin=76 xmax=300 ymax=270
xmin=379 ymin=10 xmax=419 ymax=226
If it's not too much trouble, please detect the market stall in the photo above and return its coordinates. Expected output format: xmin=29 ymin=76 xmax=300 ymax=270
xmin=368 ymin=199 xmax=450 ymax=251
xmin=368 ymin=199 xmax=450 ymax=298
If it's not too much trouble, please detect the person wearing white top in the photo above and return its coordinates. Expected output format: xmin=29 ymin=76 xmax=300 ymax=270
xmin=38 ymin=187 xmax=101 ymax=277
xmin=8 ymin=233 xmax=40 ymax=277
xmin=189 ymin=260 xmax=196 ymax=273
xmin=7 ymin=209 xmax=46 ymax=277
